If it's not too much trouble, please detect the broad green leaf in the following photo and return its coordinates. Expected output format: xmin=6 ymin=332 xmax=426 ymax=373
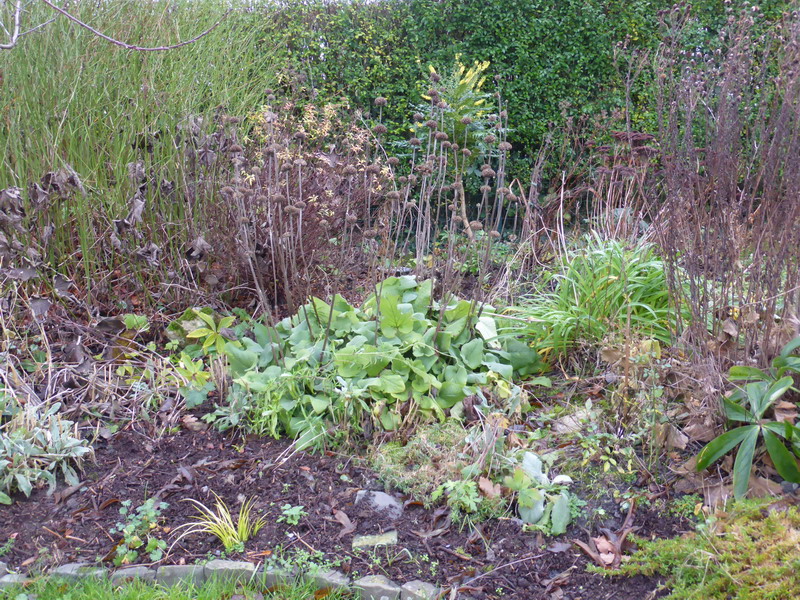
xmin=16 ymin=473 xmax=32 ymax=497
xmin=504 ymin=339 xmax=544 ymax=376
xmin=763 ymin=429 xmax=800 ymax=483
xmin=728 ymin=366 xmax=769 ymax=381
xmin=225 ymin=344 xmax=258 ymax=376
xmin=444 ymin=299 xmax=472 ymax=323
xmin=779 ymin=336 xmax=800 ymax=358
xmin=475 ymin=316 xmax=499 ymax=348
xmin=438 ymin=382 xmax=466 ymax=408
xmin=460 ymin=338 xmax=485 ymax=370
xmin=378 ymin=372 xmax=407 ymax=396
xmin=723 ymin=397 xmax=754 ymax=423
xmin=483 ymin=361 xmax=513 ymax=381
xmin=756 ymin=376 xmax=794 ymax=418
xmin=309 ymin=396 xmax=331 ymax=414
xmin=380 ymin=296 xmax=414 ymax=338
xmin=196 ymin=310 xmax=217 ymax=329
xmin=732 ymin=426 xmax=759 ymax=499
xmin=529 ymin=376 xmax=552 ymax=387
xmin=186 ymin=327 xmax=213 ymax=338
xmin=218 ymin=316 xmax=235 ymax=329
xmin=550 ymin=492 xmax=571 ymax=535
xmin=696 ymin=425 xmax=756 ymax=471
xmin=0 ymin=491 xmax=11 ymax=505
xmin=379 ymin=408 xmax=401 ymax=431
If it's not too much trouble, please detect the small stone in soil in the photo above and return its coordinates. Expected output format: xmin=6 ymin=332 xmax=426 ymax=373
xmin=354 ymin=574 xmax=403 ymax=600
xmin=352 ymin=530 xmax=399 ymax=549
xmin=355 ymin=490 xmax=404 ymax=521
xmin=401 ymin=579 xmax=440 ymax=600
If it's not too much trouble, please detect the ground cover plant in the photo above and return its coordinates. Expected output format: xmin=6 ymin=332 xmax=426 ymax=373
xmin=1 ymin=1 xmax=800 ymax=599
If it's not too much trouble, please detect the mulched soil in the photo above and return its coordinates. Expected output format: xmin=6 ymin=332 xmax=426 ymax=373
xmin=0 ymin=427 xmax=687 ymax=600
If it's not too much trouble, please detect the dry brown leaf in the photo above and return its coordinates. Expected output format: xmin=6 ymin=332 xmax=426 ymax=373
xmin=599 ymin=552 xmax=615 ymax=566
xmin=181 ymin=414 xmax=207 ymax=432
xmin=773 ymin=400 xmax=797 ymax=424
xmin=593 ymin=536 xmax=615 ymax=555
xmin=333 ymin=509 xmax=356 ymax=538
xmin=478 ymin=476 xmax=502 ymax=499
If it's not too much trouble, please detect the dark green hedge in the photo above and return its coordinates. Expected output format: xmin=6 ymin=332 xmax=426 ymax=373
xmin=256 ymin=0 xmax=791 ymax=150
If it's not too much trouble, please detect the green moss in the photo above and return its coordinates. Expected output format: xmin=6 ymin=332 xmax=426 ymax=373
xmin=617 ymin=500 xmax=800 ymax=599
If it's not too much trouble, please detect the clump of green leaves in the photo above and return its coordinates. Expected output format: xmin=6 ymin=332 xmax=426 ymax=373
xmin=277 ymin=504 xmax=307 ymax=526
xmin=110 ymin=498 xmax=169 ymax=565
xmin=696 ymin=336 xmax=800 ymax=499
xmin=208 ymin=276 xmax=543 ymax=449
xmin=617 ymin=501 xmax=800 ymax=599
xmin=503 ymin=451 xmax=573 ymax=535
xmin=172 ymin=494 xmax=266 ymax=553
xmin=510 ymin=234 xmax=676 ymax=359
xmin=0 ymin=402 xmax=93 ymax=504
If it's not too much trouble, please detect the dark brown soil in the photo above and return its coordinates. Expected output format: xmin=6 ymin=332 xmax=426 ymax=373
xmin=0 ymin=427 xmax=685 ymax=599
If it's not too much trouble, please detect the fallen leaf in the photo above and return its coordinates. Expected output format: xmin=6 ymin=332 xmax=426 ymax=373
xmin=773 ymin=401 xmax=797 ymax=424
xmin=547 ymin=541 xmax=573 ymax=553
xmin=333 ymin=509 xmax=356 ymax=538
xmin=593 ymin=536 xmax=615 ymax=555
xmin=599 ymin=552 xmax=615 ymax=565
xmin=181 ymin=414 xmax=207 ymax=432
xmin=478 ymin=476 xmax=501 ymax=499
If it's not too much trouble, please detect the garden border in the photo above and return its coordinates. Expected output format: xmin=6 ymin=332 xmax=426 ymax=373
xmin=0 ymin=559 xmax=442 ymax=600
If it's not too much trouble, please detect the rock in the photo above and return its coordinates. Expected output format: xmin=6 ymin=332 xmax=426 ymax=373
xmin=156 ymin=565 xmax=206 ymax=587
xmin=352 ymin=531 xmax=398 ymax=550
xmin=401 ymin=580 xmax=440 ymax=600
xmin=0 ymin=562 xmax=6 ymax=576
xmin=204 ymin=559 xmax=255 ymax=584
xmin=111 ymin=566 xmax=156 ymax=583
xmin=256 ymin=565 xmax=297 ymax=587
xmin=354 ymin=574 xmax=402 ymax=600
xmin=355 ymin=490 xmax=404 ymax=520
xmin=309 ymin=569 xmax=350 ymax=590
xmin=51 ymin=563 xmax=105 ymax=579
xmin=0 ymin=573 xmax=27 ymax=589
xmin=552 ymin=409 xmax=594 ymax=434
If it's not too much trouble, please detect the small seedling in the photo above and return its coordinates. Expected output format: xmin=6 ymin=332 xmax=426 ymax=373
xmin=277 ymin=503 xmax=307 ymax=526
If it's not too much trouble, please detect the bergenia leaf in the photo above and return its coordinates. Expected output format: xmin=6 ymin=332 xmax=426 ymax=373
xmin=732 ymin=426 xmax=759 ymax=499
xmin=696 ymin=425 xmax=755 ymax=471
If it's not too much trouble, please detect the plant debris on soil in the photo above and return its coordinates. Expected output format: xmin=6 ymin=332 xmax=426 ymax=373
xmin=0 ymin=426 xmax=685 ymax=600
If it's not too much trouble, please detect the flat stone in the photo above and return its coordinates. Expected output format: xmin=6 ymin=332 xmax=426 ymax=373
xmin=256 ymin=565 xmax=298 ymax=587
xmin=401 ymin=580 xmax=440 ymax=600
xmin=354 ymin=574 xmax=402 ymax=600
xmin=156 ymin=565 xmax=205 ymax=587
xmin=0 ymin=573 xmax=27 ymax=589
xmin=204 ymin=559 xmax=255 ymax=584
xmin=309 ymin=568 xmax=350 ymax=590
xmin=111 ymin=566 xmax=156 ymax=583
xmin=355 ymin=490 xmax=404 ymax=521
xmin=352 ymin=531 xmax=398 ymax=550
xmin=51 ymin=563 xmax=106 ymax=579
xmin=0 ymin=562 xmax=6 ymax=576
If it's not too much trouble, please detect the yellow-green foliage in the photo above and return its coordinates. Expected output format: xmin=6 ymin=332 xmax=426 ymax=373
xmin=618 ymin=501 xmax=800 ymax=599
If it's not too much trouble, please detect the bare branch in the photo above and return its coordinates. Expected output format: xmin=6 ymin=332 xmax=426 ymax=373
xmin=39 ymin=0 xmax=231 ymax=52
xmin=0 ymin=0 xmax=22 ymax=50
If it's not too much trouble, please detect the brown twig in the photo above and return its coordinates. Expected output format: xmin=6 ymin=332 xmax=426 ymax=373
xmin=40 ymin=1 xmax=230 ymax=51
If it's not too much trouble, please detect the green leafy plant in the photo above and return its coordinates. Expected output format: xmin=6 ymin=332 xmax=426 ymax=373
xmin=509 ymin=234 xmax=676 ymax=359
xmin=172 ymin=494 xmax=266 ymax=553
xmin=186 ymin=312 xmax=236 ymax=355
xmin=277 ymin=504 xmax=307 ymax=526
xmin=209 ymin=276 xmax=543 ymax=449
xmin=110 ymin=498 xmax=169 ymax=565
xmin=0 ymin=403 xmax=93 ymax=504
xmin=432 ymin=479 xmax=480 ymax=516
xmin=696 ymin=337 xmax=800 ymax=499
xmin=503 ymin=452 xmax=572 ymax=535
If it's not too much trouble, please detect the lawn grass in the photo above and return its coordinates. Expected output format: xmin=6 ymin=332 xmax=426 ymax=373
xmin=0 ymin=574 xmax=356 ymax=600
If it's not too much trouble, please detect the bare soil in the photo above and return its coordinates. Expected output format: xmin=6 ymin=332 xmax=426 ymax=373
xmin=0 ymin=426 xmax=687 ymax=600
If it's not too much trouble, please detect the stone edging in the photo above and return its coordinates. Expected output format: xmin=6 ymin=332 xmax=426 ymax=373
xmin=0 ymin=559 xmax=441 ymax=600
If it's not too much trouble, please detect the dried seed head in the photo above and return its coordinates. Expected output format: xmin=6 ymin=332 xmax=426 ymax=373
xmin=273 ymin=193 xmax=286 ymax=203
xmin=509 ymin=234 xmax=518 ymax=242
xmin=404 ymin=201 xmax=416 ymax=210
xmin=489 ymin=230 xmax=501 ymax=239
xmin=294 ymin=131 xmax=308 ymax=141
xmin=498 ymin=141 xmax=512 ymax=152
xmin=284 ymin=206 xmax=300 ymax=215
xmin=343 ymin=165 xmax=358 ymax=176
xmin=460 ymin=116 xmax=473 ymax=125
xmin=319 ymin=219 xmax=330 ymax=228
xmin=374 ymin=97 xmax=388 ymax=107
xmin=480 ymin=185 xmax=492 ymax=193
xmin=228 ymin=144 xmax=243 ymax=153
xmin=436 ymin=101 xmax=448 ymax=109
xmin=453 ymin=215 xmax=463 ymax=224
xmin=364 ymin=228 xmax=379 ymax=238
xmin=442 ymin=141 xmax=451 ymax=149
xmin=498 ymin=187 xmax=510 ymax=195
xmin=469 ymin=220 xmax=484 ymax=231
xmin=293 ymin=201 xmax=306 ymax=210
xmin=484 ymin=134 xmax=497 ymax=144
xmin=386 ymin=190 xmax=401 ymax=201
xmin=409 ymin=137 xmax=422 ymax=147
xmin=236 ymin=186 xmax=251 ymax=195
xmin=267 ymin=94 xmax=276 ymax=102
xmin=488 ymin=114 xmax=498 ymax=123
xmin=481 ymin=168 xmax=496 ymax=178
xmin=435 ymin=131 xmax=448 ymax=141
xmin=373 ymin=124 xmax=388 ymax=135
xmin=294 ymin=158 xmax=307 ymax=167
xmin=399 ymin=176 xmax=408 ymax=183
xmin=500 ymin=110 xmax=508 ymax=118
xmin=280 ymin=163 xmax=292 ymax=172
xmin=413 ymin=112 xmax=424 ymax=122
xmin=461 ymin=148 xmax=472 ymax=157
xmin=366 ymin=163 xmax=381 ymax=174
xmin=220 ymin=186 xmax=235 ymax=195
xmin=407 ymin=174 xmax=418 ymax=185
xmin=346 ymin=213 xmax=358 ymax=223
xmin=430 ymin=72 xmax=442 ymax=83
xmin=448 ymin=204 xmax=457 ymax=211
xmin=387 ymin=157 xmax=400 ymax=166
xmin=251 ymin=167 xmax=262 ymax=176
xmin=256 ymin=195 xmax=268 ymax=203
xmin=424 ymin=120 xmax=438 ymax=130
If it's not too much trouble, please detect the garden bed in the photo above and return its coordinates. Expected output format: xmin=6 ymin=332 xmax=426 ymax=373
xmin=0 ymin=426 xmax=683 ymax=599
